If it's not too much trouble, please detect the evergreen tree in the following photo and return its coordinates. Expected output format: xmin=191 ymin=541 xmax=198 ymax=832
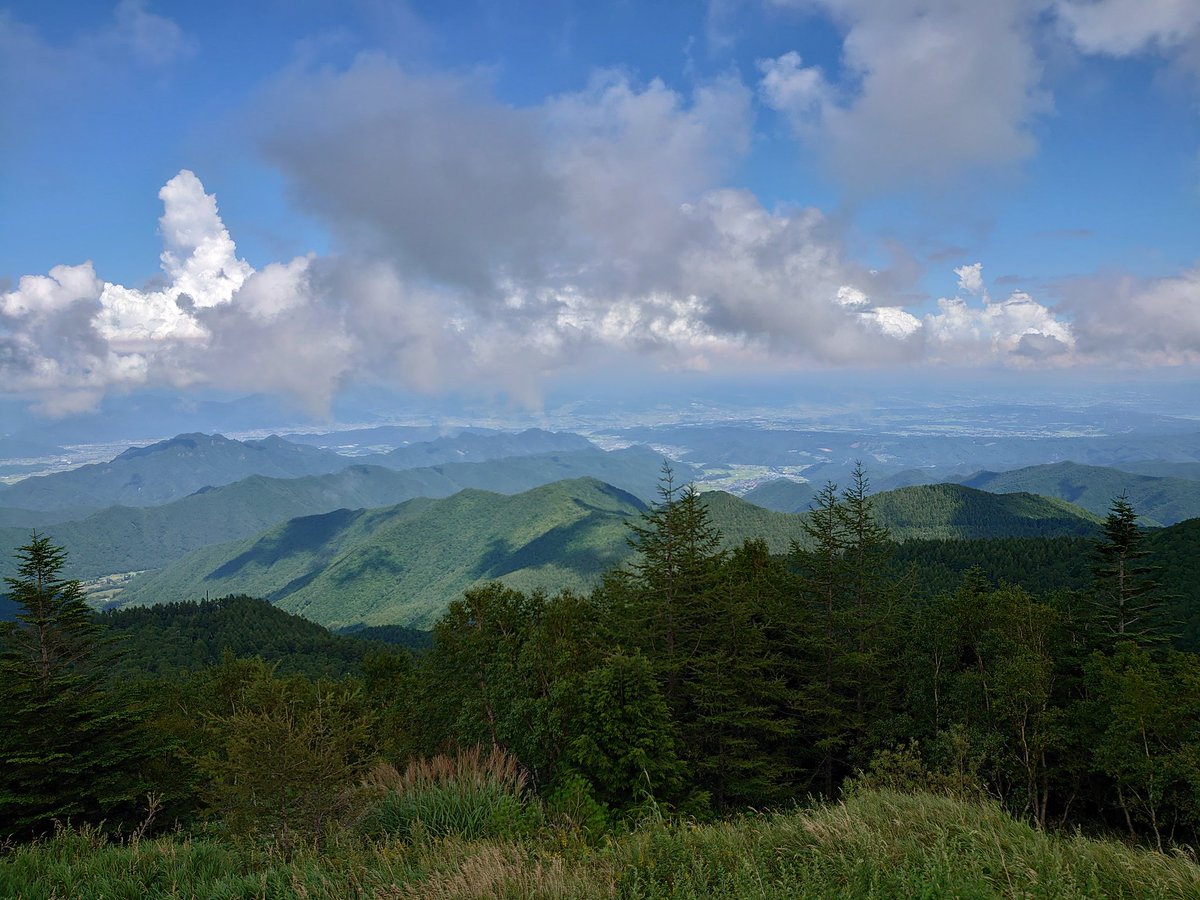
xmin=691 ymin=540 xmax=797 ymax=808
xmin=0 ymin=535 xmax=158 ymax=837
xmin=793 ymin=480 xmax=850 ymax=796
xmin=559 ymin=650 xmax=688 ymax=816
xmin=1090 ymin=495 xmax=1170 ymax=646
xmin=837 ymin=463 xmax=904 ymax=761
xmin=621 ymin=462 xmax=722 ymax=710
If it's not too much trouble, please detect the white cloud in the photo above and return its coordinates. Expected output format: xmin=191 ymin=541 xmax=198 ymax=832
xmin=862 ymin=306 xmax=922 ymax=340
xmin=1060 ymin=266 xmax=1200 ymax=365
xmin=955 ymin=262 xmax=985 ymax=297
xmin=925 ymin=287 xmax=1076 ymax=363
xmin=761 ymin=0 xmax=1050 ymax=188
xmin=7 ymin=46 xmax=1195 ymax=415
xmin=1 ymin=263 xmax=103 ymax=318
xmin=1055 ymin=0 xmax=1200 ymax=56
xmin=757 ymin=51 xmax=830 ymax=124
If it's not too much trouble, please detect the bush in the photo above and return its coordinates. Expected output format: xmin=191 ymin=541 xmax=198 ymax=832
xmin=842 ymin=737 xmax=986 ymax=803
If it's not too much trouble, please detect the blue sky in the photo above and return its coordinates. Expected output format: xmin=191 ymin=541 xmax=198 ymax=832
xmin=2 ymin=0 xmax=1199 ymax=416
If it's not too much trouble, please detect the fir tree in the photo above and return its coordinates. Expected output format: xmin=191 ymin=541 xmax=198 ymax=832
xmin=1090 ymin=495 xmax=1170 ymax=646
xmin=623 ymin=462 xmax=722 ymax=709
xmin=0 ymin=535 xmax=158 ymax=838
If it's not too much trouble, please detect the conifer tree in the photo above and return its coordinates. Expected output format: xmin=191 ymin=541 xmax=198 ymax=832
xmin=837 ymin=463 xmax=902 ymax=759
xmin=794 ymin=480 xmax=850 ymax=796
xmin=1089 ymin=495 xmax=1170 ymax=646
xmin=623 ymin=462 xmax=722 ymax=709
xmin=0 ymin=535 xmax=158 ymax=837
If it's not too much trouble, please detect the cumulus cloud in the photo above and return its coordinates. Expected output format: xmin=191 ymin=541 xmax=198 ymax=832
xmin=96 ymin=171 xmax=253 ymax=350
xmin=761 ymin=0 xmax=1050 ymax=188
xmin=925 ymin=286 xmax=1076 ymax=363
xmin=955 ymin=262 xmax=986 ymax=297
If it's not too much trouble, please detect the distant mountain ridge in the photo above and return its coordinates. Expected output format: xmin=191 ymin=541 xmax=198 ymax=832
xmin=0 ymin=428 xmax=599 ymax=513
xmin=960 ymin=461 xmax=1200 ymax=525
xmin=0 ymin=433 xmax=350 ymax=511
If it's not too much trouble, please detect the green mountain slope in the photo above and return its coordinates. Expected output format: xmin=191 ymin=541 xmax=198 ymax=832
xmin=119 ymin=478 xmax=648 ymax=629
xmin=961 ymin=461 xmax=1200 ymax=525
xmin=115 ymin=480 xmax=1101 ymax=630
xmin=0 ymin=446 xmax=682 ymax=583
xmin=869 ymin=483 xmax=1102 ymax=540
xmin=739 ymin=479 xmax=816 ymax=513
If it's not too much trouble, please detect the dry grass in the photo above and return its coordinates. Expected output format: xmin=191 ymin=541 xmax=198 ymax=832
xmin=364 ymin=746 xmax=529 ymax=797
xmin=375 ymin=842 xmax=615 ymax=900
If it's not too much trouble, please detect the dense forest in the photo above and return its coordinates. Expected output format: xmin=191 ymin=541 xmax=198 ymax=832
xmin=1 ymin=466 xmax=1199 ymax=897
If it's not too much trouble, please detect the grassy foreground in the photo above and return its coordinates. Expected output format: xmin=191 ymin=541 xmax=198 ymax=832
xmin=2 ymin=790 xmax=1198 ymax=899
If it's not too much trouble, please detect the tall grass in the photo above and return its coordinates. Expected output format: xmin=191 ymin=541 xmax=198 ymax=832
xmin=2 ymin=789 xmax=1198 ymax=898
xmin=613 ymin=790 xmax=1200 ymax=898
xmin=358 ymin=746 xmax=544 ymax=842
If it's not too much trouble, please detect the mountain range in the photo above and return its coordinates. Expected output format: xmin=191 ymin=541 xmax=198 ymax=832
xmin=0 ymin=446 xmax=692 ymax=583
xmin=0 ymin=429 xmax=598 ymax=512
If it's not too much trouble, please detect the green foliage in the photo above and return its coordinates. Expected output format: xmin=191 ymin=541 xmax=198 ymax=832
xmin=559 ymin=650 xmax=688 ymax=816
xmin=900 ymin=577 xmax=1064 ymax=826
xmin=842 ymin=740 xmax=985 ymax=801
xmin=415 ymin=582 xmax=607 ymax=793
xmin=613 ymin=790 xmax=1200 ymax=899
xmin=1085 ymin=643 xmax=1200 ymax=849
xmin=3 ymin=790 xmax=1200 ymax=898
xmin=790 ymin=467 xmax=905 ymax=796
xmin=866 ymin=482 xmax=1102 ymax=540
xmin=196 ymin=658 xmax=376 ymax=844
xmin=963 ymin=460 xmax=1200 ymax=525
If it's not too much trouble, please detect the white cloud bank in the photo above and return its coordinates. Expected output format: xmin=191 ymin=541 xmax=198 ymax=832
xmin=2 ymin=58 xmax=1196 ymax=414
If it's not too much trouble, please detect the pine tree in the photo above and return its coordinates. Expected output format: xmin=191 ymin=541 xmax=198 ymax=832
xmin=0 ymin=535 xmax=158 ymax=838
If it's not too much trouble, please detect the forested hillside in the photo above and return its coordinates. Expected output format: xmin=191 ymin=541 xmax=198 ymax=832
xmin=113 ymin=478 xmax=1102 ymax=628
xmin=100 ymin=595 xmax=426 ymax=679
xmin=117 ymin=478 xmax=647 ymax=628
